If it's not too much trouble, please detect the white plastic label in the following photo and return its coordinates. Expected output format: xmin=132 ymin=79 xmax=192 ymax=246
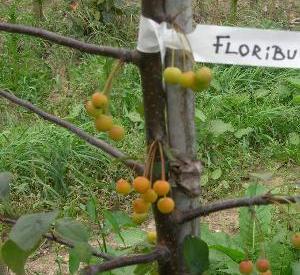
xmin=137 ymin=16 xmax=300 ymax=69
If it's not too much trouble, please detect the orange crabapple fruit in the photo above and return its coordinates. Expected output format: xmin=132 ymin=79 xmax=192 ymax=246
xmin=291 ymin=233 xmax=300 ymax=249
xmin=95 ymin=115 xmax=113 ymax=132
xmin=133 ymin=198 xmax=150 ymax=214
xmin=85 ymin=100 xmax=102 ymax=118
xmin=115 ymin=179 xmax=131 ymax=195
xmin=179 ymin=71 xmax=196 ymax=89
xmin=108 ymin=125 xmax=125 ymax=141
xmin=133 ymin=177 xmax=150 ymax=194
xmin=141 ymin=189 xmax=158 ymax=203
xmin=153 ymin=180 xmax=170 ymax=196
xmin=157 ymin=197 xmax=175 ymax=214
xmin=91 ymin=92 xmax=108 ymax=108
xmin=256 ymin=259 xmax=270 ymax=272
xmin=239 ymin=260 xmax=253 ymax=274
xmin=195 ymin=66 xmax=212 ymax=85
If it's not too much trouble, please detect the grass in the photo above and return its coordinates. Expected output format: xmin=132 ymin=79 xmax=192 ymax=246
xmin=0 ymin=0 xmax=299 ymax=215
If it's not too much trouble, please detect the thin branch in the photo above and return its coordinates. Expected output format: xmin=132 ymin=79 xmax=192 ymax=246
xmin=0 ymin=90 xmax=144 ymax=175
xmin=0 ymin=217 xmax=113 ymax=260
xmin=0 ymin=22 xmax=140 ymax=64
xmin=175 ymin=194 xmax=300 ymax=224
xmin=83 ymin=246 xmax=170 ymax=274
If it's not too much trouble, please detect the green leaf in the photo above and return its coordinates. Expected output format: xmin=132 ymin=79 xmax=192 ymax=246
xmin=72 ymin=242 xmax=92 ymax=263
xmin=200 ymin=174 xmax=209 ymax=187
xmin=1 ymin=240 xmax=29 ymax=275
xmin=210 ymin=245 xmax=244 ymax=263
xmin=293 ymin=95 xmax=300 ymax=105
xmin=86 ymin=198 xmax=97 ymax=222
xmin=9 ymin=211 xmax=58 ymax=251
xmin=104 ymin=210 xmax=121 ymax=233
xmin=126 ymin=111 xmax=143 ymax=123
xmin=107 ymin=211 xmax=135 ymax=228
xmin=69 ymin=248 xmax=80 ymax=274
xmin=0 ymin=172 xmax=12 ymax=200
xmin=114 ymin=228 xmax=146 ymax=247
xmin=287 ymin=78 xmax=300 ymax=89
xmin=276 ymin=84 xmax=292 ymax=99
xmin=215 ymin=254 xmax=240 ymax=275
xmin=209 ymin=120 xmax=234 ymax=136
xmin=254 ymin=89 xmax=270 ymax=99
xmin=103 ymin=210 xmax=126 ymax=244
xmin=195 ymin=109 xmax=207 ymax=122
xmin=291 ymin=261 xmax=300 ymax=275
xmin=210 ymin=78 xmax=222 ymax=92
xmin=234 ymin=127 xmax=254 ymax=139
xmin=55 ymin=218 xmax=89 ymax=243
xmin=211 ymin=168 xmax=222 ymax=180
xmin=288 ymin=132 xmax=300 ymax=145
xmin=239 ymin=184 xmax=272 ymax=250
xmin=184 ymin=236 xmax=209 ymax=274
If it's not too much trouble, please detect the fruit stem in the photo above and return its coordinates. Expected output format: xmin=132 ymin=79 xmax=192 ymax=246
xmin=172 ymin=23 xmax=195 ymax=69
xmin=102 ymin=59 xmax=124 ymax=114
xmin=149 ymin=144 xmax=158 ymax=184
xmin=144 ymin=140 xmax=157 ymax=178
xmin=158 ymin=142 xmax=166 ymax=181
xmin=171 ymin=48 xmax=175 ymax=67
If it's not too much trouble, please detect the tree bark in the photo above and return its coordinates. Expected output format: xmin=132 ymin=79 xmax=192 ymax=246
xmin=140 ymin=1 xmax=201 ymax=274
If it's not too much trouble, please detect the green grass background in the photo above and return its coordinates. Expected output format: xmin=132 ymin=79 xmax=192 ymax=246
xmin=0 ymin=0 xmax=299 ymax=217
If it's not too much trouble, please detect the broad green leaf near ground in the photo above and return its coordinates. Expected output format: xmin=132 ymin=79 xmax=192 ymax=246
xmin=1 ymin=240 xmax=30 ymax=275
xmin=183 ymin=236 xmax=209 ymax=274
xmin=239 ymin=184 xmax=272 ymax=250
xmin=55 ymin=218 xmax=90 ymax=243
xmin=209 ymin=119 xmax=235 ymax=136
xmin=9 ymin=211 xmax=58 ymax=251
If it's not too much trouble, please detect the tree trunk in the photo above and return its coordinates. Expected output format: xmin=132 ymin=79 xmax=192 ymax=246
xmin=140 ymin=1 xmax=201 ymax=274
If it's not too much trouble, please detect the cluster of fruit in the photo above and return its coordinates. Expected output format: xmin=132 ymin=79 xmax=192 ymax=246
xmin=239 ymin=258 xmax=271 ymax=275
xmin=163 ymin=66 xmax=212 ymax=91
xmin=239 ymin=234 xmax=300 ymax=275
xmin=116 ymin=176 xmax=175 ymax=224
xmin=85 ymin=91 xmax=125 ymax=141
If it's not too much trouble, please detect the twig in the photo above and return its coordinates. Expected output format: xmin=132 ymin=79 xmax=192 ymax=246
xmin=0 ymin=217 xmax=113 ymax=260
xmin=0 ymin=90 xmax=144 ymax=175
xmin=83 ymin=246 xmax=170 ymax=274
xmin=144 ymin=140 xmax=157 ymax=179
xmin=174 ymin=194 xmax=300 ymax=224
xmin=158 ymin=142 xmax=165 ymax=181
xmin=0 ymin=22 xmax=140 ymax=64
